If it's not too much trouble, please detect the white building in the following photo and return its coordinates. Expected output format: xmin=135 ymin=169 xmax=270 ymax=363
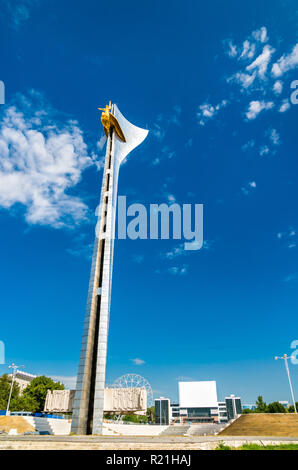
xmin=175 ymin=381 xmax=241 ymax=424
xmin=217 ymin=401 xmax=228 ymax=423
xmin=170 ymin=402 xmax=180 ymax=422
xmin=9 ymin=371 xmax=36 ymax=393
xmin=178 ymin=381 xmax=219 ymax=423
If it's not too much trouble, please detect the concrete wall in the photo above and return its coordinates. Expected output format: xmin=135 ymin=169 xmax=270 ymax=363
xmin=44 ymin=390 xmax=75 ymax=413
xmin=102 ymin=423 xmax=168 ymax=436
xmin=23 ymin=418 xmax=166 ymax=436
xmin=104 ymin=387 xmax=147 ymax=413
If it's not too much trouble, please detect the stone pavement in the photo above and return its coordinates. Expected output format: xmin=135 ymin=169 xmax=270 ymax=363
xmin=1 ymin=435 xmax=298 ymax=450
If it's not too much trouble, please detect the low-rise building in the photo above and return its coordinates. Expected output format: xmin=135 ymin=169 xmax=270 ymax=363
xmin=170 ymin=402 xmax=180 ymax=421
xmin=217 ymin=401 xmax=228 ymax=423
xmin=9 ymin=371 xmax=36 ymax=393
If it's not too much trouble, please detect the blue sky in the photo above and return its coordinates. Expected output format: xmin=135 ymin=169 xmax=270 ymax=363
xmin=0 ymin=0 xmax=298 ymax=405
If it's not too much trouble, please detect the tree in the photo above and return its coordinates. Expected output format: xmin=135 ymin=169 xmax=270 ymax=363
xmin=0 ymin=374 xmax=20 ymax=410
xmin=267 ymin=401 xmax=287 ymax=413
xmin=255 ymin=395 xmax=267 ymax=413
xmin=23 ymin=376 xmax=64 ymax=412
xmin=9 ymin=394 xmax=39 ymax=413
xmin=147 ymin=406 xmax=155 ymax=423
xmin=122 ymin=414 xmax=148 ymax=423
xmin=288 ymin=403 xmax=298 ymax=413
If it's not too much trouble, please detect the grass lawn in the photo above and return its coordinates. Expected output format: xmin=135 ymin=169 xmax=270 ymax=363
xmin=216 ymin=443 xmax=298 ymax=450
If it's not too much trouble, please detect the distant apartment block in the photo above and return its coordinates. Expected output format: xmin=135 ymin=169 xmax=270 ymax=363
xmin=225 ymin=394 xmax=242 ymax=420
xmin=155 ymin=397 xmax=170 ymax=425
xmin=279 ymin=401 xmax=289 ymax=409
xmin=242 ymin=404 xmax=257 ymax=411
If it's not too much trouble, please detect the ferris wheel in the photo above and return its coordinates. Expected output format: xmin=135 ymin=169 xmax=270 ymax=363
xmin=113 ymin=374 xmax=154 ymax=407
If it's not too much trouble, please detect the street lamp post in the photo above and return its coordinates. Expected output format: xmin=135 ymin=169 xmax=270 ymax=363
xmin=275 ymin=354 xmax=297 ymax=413
xmin=6 ymin=363 xmax=24 ymax=415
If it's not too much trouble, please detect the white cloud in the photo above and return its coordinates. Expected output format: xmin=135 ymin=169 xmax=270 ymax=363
xmin=159 ymin=181 xmax=177 ymax=206
xmin=271 ymin=44 xmax=298 ymax=77
xmin=225 ymin=27 xmax=267 ymax=62
xmin=245 ymin=100 xmax=274 ymax=119
xmin=67 ymin=233 xmax=93 ymax=259
xmin=97 ymin=134 xmax=106 ymax=150
xmin=1 ymin=0 xmax=38 ymax=29
xmin=67 ymin=244 xmax=93 ymax=260
xmin=227 ymin=41 xmax=238 ymax=58
xmin=151 ymin=146 xmax=175 ymax=167
xmin=225 ymin=27 xmax=296 ymax=126
xmin=279 ymin=99 xmax=290 ymax=113
xmin=246 ymin=45 xmax=275 ymax=79
xmin=168 ymin=264 xmax=188 ymax=275
xmin=269 ymin=128 xmax=280 ymax=145
xmin=131 ymin=358 xmax=145 ymax=365
xmin=257 ymin=128 xmax=281 ymax=157
xmin=259 ymin=145 xmax=270 ymax=156
xmin=231 ymin=72 xmax=257 ymax=89
xmin=242 ymin=139 xmax=255 ymax=151
xmin=173 ymin=105 xmax=181 ymax=115
xmin=283 ymin=273 xmax=298 ymax=283
xmin=161 ymin=145 xmax=175 ymax=160
xmin=151 ymin=123 xmax=165 ymax=141
xmin=166 ymin=193 xmax=176 ymax=204
xmin=252 ymin=26 xmax=268 ymax=43
xmin=273 ymin=80 xmax=283 ymax=94
xmin=239 ymin=40 xmax=256 ymax=60
xmin=151 ymin=106 xmax=181 ymax=140
xmin=197 ymin=100 xmax=228 ymax=125
xmin=241 ymin=181 xmax=256 ymax=195
xmin=187 ymin=239 xmax=213 ymax=251
xmin=163 ymin=240 xmax=213 ymax=260
xmin=0 ymin=91 xmax=98 ymax=228
xmin=185 ymin=138 xmax=193 ymax=148
xmin=277 ymin=228 xmax=297 ymax=248
xmin=132 ymin=254 xmax=144 ymax=264
xmin=50 ymin=375 xmax=77 ymax=390
xmin=164 ymin=244 xmax=184 ymax=260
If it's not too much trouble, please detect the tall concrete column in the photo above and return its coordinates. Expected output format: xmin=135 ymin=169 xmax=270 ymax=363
xmin=71 ymin=104 xmax=148 ymax=434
